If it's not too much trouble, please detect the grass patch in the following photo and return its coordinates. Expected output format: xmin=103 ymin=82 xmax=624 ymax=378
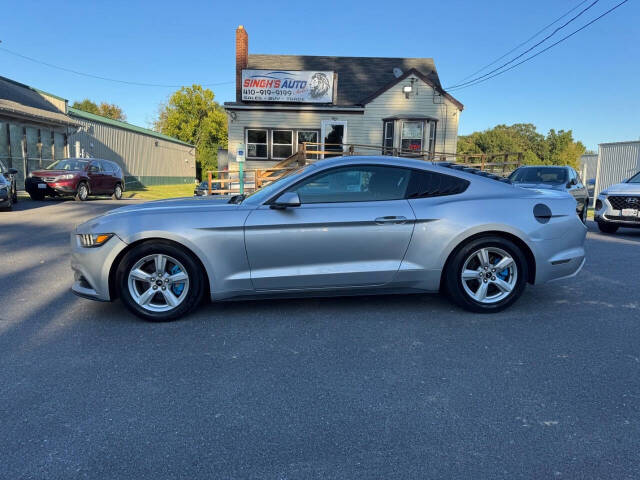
xmin=123 ymin=184 xmax=195 ymax=201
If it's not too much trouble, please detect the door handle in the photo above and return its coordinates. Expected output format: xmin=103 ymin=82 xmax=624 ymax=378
xmin=375 ymin=216 xmax=407 ymax=225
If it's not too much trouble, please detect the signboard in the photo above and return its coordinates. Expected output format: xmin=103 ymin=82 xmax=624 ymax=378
xmin=236 ymin=143 xmax=245 ymax=163
xmin=242 ymin=70 xmax=334 ymax=103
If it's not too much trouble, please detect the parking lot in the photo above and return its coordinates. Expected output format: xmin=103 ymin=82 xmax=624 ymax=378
xmin=1 ymin=198 xmax=639 ymax=479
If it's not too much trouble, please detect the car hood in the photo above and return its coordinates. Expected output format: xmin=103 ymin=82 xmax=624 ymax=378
xmin=32 ymin=169 xmax=82 ymax=177
xmin=103 ymin=195 xmax=237 ymax=216
xmin=512 ymin=182 xmax=566 ymax=191
xmin=602 ymin=182 xmax=640 ymax=195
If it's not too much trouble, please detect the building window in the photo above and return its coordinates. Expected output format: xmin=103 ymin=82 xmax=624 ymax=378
xmin=271 ymin=130 xmax=293 ymax=159
xmin=297 ymin=131 xmax=319 ymax=159
xmin=401 ymin=121 xmax=424 ymax=154
xmin=383 ymin=121 xmax=394 ymax=154
xmin=246 ymin=129 xmax=268 ymax=159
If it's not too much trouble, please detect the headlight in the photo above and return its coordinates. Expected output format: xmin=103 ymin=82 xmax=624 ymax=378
xmin=77 ymin=233 xmax=114 ymax=248
xmin=56 ymin=174 xmax=75 ymax=181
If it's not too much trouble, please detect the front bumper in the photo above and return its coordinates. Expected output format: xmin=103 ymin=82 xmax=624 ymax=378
xmin=70 ymin=232 xmax=129 ymax=301
xmin=25 ymin=177 xmax=78 ymax=195
xmin=594 ymin=195 xmax=640 ymax=228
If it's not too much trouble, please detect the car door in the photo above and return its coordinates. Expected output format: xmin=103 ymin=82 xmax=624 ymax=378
xmin=87 ymin=161 xmax=105 ymax=194
xmin=568 ymin=168 xmax=588 ymax=214
xmin=101 ymin=161 xmax=117 ymax=192
xmin=244 ymin=164 xmax=416 ymax=290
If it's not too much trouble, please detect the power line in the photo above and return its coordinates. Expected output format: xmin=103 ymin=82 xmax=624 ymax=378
xmin=445 ymin=0 xmax=601 ymax=90
xmin=455 ymin=0 xmax=591 ymax=83
xmin=446 ymin=0 xmax=631 ymax=92
xmin=0 ymin=46 xmax=234 ymax=88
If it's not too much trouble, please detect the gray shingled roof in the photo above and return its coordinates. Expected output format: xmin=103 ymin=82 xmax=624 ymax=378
xmin=246 ymin=54 xmax=442 ymax=106
xmin=0 ymin=75 xmax=78 ymax=126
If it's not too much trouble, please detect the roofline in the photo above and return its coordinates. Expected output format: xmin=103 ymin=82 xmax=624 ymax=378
xmin=0 ymin=104 xmax=80 ymax=127
xmin=249 ymin=53 xmax=436 ymax=62
xmin=598 ymin=140 xmax=640 ymax=147
xmin=223 ymin=103 xmax=364 ymax=113
xmin=0 ymin=75 xmax=68 ymax=103
xmin=359 ymin=68 xmax=464 ymax=111
xmin=68 ymin=107 xmax=194 ymax=147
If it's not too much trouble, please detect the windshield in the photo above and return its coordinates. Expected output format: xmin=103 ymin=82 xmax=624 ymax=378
xmin=627 ymin=172 xmax=640 ymax=184
xmin=509 ymin=167 xmax=567 ymax=185
xmin=45 ymin=159 xmax=88 ymax=171
xmin=242 ymin=165 xmax=315 ymax=204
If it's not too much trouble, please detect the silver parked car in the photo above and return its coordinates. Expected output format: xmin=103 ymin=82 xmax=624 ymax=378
xmin=71 ymin=156 xmax=587 ymax=321
xmin=594 ymin=170 xmax=640 ymax=233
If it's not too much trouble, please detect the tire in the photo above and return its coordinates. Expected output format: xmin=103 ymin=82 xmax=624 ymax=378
xmin=443 ymin=236 xmax=528 ymax=313
xmin=597 ymin=222 xmax=618 ymax=234
xmin=28 ymin=191 xmax=45 ymax=201
xmin=75 ymin=182 xmax=89 ymax=201
xmin=112 ymin=183 xmax=123 ymax=200
xmin=116 ymin=241 xmax=205 ymax=322
xmin=580 ymin=206 xmax=587 ymax=224
xmin=11 ymin=187 xmax=18 ymax=203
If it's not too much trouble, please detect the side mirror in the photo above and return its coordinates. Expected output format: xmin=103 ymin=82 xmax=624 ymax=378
xmin=567 ymin=179 xmax=577 ymax=187
xmin=270 ymin=191 xmax=301 ymax=209
xmin=8 ymin=168 xmax=18 ymax=175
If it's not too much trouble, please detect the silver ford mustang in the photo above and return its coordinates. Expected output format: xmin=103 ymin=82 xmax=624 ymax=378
xmin=71 ymin=156 xmax=587 ymax=321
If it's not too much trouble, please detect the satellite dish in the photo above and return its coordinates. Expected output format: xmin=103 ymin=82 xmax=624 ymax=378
xmin=393 ymin=67 xmax=403 ymax=78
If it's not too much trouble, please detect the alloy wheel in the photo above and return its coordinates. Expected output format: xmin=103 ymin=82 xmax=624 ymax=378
xmin=461 ymin=247 xmax=518 ymax=304
xmin=127 ymin=254 xmax=190 ymax=312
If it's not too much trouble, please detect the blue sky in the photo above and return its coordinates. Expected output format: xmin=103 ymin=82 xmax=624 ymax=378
xmin=1 ymin=0 xmax=638 ymax=150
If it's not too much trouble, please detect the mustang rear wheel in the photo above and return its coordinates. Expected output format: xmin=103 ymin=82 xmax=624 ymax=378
xmin=444 ymin=236 xmax=528 ymax=313
xmin=117 ymin=241 xmax=205 ymax=321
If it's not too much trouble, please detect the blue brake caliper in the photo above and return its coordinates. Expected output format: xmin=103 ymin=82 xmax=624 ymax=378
xmin=493 ymin=258 xmax=509 ymax=281
xmin=170 ymin=264 xmax=185 ymax=296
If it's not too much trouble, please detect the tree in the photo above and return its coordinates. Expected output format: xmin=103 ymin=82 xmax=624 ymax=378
xmin=154 ymin=85 xmax=228 ymax=179
xmin=458 ymin=123 xmax=585 ymax=168
xmin=72 ymin=99 xmax=126 ymax=121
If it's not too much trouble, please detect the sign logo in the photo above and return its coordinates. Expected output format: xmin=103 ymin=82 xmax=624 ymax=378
xmin=242 ymin=70 xmax=334 ymax=103
xmin=626 ymin=197 xmax=639 ymax=205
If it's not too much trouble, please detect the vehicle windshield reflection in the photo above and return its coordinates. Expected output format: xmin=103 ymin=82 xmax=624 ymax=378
xmin=45 ymin=159 xmax=89 ymax=171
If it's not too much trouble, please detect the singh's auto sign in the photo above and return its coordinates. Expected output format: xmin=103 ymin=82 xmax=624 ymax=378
xmin=241 ymin=70 xmax=334 ymax=103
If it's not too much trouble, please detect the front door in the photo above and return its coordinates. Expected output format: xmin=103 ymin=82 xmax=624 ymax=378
xmin=321 ymin=120 xmax=347 ymax=158
xmin=244 ymin=165 xmax=415 ymax=290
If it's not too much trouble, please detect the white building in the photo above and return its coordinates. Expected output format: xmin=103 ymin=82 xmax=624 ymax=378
xmin=223 ymin=26 xmax=463 ymax=169
xmin=594 ymin=141 xmax=640 ymax=198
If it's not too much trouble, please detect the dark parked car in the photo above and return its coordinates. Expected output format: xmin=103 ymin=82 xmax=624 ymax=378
xmin=0 ymin=159 xmax=19 ymax=211
xmin=194 ymin=180 xmax=221 ymax=196
xmin=25 ymin=158 xmax=124 ymax=201
xmin=509 ymin=165 xmax=589 ymax=223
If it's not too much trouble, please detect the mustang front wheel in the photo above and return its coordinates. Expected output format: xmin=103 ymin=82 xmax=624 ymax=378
xmin=444 ymin=236 xmax=528 ymax=313
xmin=117 ymin=241 xmax=205 ymax=321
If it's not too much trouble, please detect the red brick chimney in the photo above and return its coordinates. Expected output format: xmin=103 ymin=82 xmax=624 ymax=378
xmin=236 ymin=25 xmax=248 ymax=102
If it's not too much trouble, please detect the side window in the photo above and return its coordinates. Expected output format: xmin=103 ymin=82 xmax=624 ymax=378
xmin=406 ymin=170 xmax=470 ymax=198
xmin=88 ymin=161 xmax=101 ymax=173
xmin=288 ymin=165 xmax=411 ymax=204
xmin=101 ymin=161 xmax=112 ymax=174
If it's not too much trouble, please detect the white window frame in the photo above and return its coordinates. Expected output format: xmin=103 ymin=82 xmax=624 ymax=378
xmin=245 ymin=129 xmax=268 ymax=160
xmin=321 ymin=120 xmax=348 ymax=159
xmin=271 ymin=129 xmax=294 ymax=160
xmin=400 ymin=121 xmax=424 ymax=154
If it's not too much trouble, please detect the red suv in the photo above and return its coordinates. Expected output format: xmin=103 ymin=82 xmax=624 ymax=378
xmin=25 ymin=158 xmax=124 ymax=201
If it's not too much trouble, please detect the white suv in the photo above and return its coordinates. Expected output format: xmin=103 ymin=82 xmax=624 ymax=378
xmin=594 ymin=171 xmax=640 ymax=233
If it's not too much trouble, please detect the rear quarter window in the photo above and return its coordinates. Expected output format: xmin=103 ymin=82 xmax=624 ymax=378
xmin=406 ymin=170 xmax=470 ymax=198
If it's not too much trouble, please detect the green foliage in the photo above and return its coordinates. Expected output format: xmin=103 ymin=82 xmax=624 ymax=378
xmin=154 ymin=85 xmax=228 ymax=179
xmin=72 ymin=99 xmax=126 ymax=121
xmin=458 ymin=123 xmax=585 ymax=168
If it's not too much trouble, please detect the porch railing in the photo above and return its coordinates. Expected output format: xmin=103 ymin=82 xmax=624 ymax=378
xmin=206 ymin=143 xmax=523 ymax=195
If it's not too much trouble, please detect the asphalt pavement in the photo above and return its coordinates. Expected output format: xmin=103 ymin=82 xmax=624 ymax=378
xmin=1 ymin=198 xmax=639 ymax=479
